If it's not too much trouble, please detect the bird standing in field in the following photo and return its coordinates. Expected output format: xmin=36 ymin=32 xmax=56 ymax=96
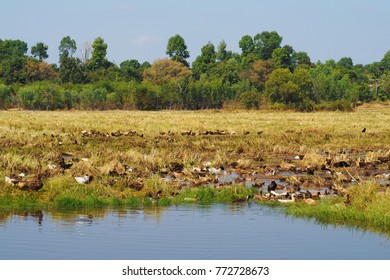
xmin=362 ymin=127 xmax=366 ymax=133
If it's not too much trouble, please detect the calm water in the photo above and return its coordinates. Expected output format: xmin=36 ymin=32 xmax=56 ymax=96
xmin=1 ymin=203 xmax=390 ymax=260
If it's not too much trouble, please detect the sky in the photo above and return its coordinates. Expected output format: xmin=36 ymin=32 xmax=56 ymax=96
xmin=1 ymin=0 xmax=390 ymax=66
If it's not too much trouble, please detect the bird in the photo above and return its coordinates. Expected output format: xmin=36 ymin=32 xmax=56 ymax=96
xmin=17 ymin=174 xmax=44 ymax=191
xmin=362 ymin=127 xmax=366 ymax=133
xmin=75 ymin=175 xmax=92 ymax=184
xmin=267 ymin=180 xmax=277 ymax=193
xmin=278 ymin=194 xmax=296 ymax=203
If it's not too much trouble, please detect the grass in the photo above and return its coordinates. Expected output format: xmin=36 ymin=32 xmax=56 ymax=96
xmin=0 ymin=105 xmax=390 ymax=232
xmin=284 ymin=181 xmax=390 ymax=234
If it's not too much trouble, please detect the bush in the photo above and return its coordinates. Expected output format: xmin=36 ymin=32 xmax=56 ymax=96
xmin=314 ymin=100 xmax=354 ymax=111
xmin=0 ymin=84 xmax=12 ymax=108
xmin=240 ymin=91 xmax=260 ymax=109
xmin=17 ymin=83 xmax=64 ymax=110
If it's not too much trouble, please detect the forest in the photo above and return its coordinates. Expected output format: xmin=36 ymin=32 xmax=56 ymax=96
xmin=1 ymin=31 xmax=390 ymax=111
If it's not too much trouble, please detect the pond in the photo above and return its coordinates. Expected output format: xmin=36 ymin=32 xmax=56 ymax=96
xmin=1 ymin=203 xmax=390 ymax=260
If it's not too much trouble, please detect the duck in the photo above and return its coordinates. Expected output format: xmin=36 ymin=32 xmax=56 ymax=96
xmin=267 ymin=180 xmax=277 ymax=193
xmin=312 ymin=191 xmax=321 ymax=200
xmin=17 ymin=174 xmax=44 ymax=191
xmin=278 ymin=194 xmax=296 ymax=203
xmin=74 ymin=175 xmax=92 ymax=184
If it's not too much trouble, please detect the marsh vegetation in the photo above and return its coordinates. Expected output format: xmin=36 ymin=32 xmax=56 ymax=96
xmin=0 ymin=105 xmax=390 ymax=232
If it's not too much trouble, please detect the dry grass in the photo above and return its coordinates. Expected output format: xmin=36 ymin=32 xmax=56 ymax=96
xmin=0 ymin=105 xmax=389 ymax=210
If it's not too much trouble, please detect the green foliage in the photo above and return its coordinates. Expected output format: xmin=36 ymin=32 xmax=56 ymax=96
xmin=1 ymin=31 xmax=388 ymax=110
xmin=166 ymin=34 xmax=190 ymax=66
xmin=59 ymin=57 xmax=85 ymax=83
xmin=31 ymin=42 xmax=49 ymax=62
xmin=89 ymin=37 xmax=109 ymax=70
xmin=272 ymin=47 xmax=290 ymax=68
xmin=192 ymin=42 xmax=216 ymax=77
xmin=120 ymin=59 xmax=142 ymax=81
xmin=254 ymin=31 xmax=283 ymax=60
xmin=58 ymin=36 xmax=76 ymax=62
xmin=0 ymin=84 xmax=12 ymax=108
xmin=240 ymin=91 xmax=260 ymax=109
xmin=17 ymin=83 xmax=64 ymax=110
xmin=134 ymin=82 xmax=160 ymax=110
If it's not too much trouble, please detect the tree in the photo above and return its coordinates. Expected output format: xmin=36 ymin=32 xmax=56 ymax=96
xmin=0 ymin=39 xmax=28 ymax=84
xmin=58 ymin=36 xmax=77 ymax=62
xmin=216 ymin=40 xmax=232 ymax=62
xmin=59 ymin=57 xmax=85 ymax=83
xmin=239 ymin=35 xmax=255 ymax=56
xmin=25 ymin=60 xmax=57 ymax=82
xmin=0 ymin=39 xmax=28 ymax=59
xmin=79 ymin=41 xmax=92 ymax=64
xmin=242 ymin=59 xmax=274 ymax=91
xmin=266 ymin=67 xmax=313 ymax=109
xmin=272 ymin=47 xmax=290 ymax=68
xmin=337 ymin=57 xmax=353 ymax=69
xmin=192 ymin=42 xmax=216 ymax=77
xmin=166 ymin=34 xmax=190 ymax=66
xmin=254 ymin=31 xmax=282 ymax=60
xmin=120 ymin=59 xmax=142 ymax=81
xmin=89 ymin=37 xmax=109 ymax=70
xmin=144 ymin=58 xmax=192 ymax=108
xmin=291 ymin=51 xmax=311 ymax=68
xmin=210 ymin=58 xmax=240 ymax=85
xmin=31 ymin=42 xmax=48 ymax=62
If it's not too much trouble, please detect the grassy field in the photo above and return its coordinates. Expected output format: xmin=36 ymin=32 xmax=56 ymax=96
xmin=1 ymin=105 xmax=390 ymax=232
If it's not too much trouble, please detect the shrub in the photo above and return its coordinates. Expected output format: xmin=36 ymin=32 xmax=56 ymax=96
xmin=240 ymin=91 xmax=260 ymax=109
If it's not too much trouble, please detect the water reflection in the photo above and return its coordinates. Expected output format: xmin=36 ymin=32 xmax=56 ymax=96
xmin=1 ymin=204 xmax=390 ymax=259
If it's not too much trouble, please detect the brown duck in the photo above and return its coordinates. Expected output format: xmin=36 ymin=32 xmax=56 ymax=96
xmin=17 ymin=174 xmax=44 ymax=191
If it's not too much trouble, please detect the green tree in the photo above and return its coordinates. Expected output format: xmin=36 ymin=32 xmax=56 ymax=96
xmin=272 ymin=47 xmax=290 ymax=68
xmin=254 ymin=31 xmax=283 ymax=60
xmin=58 ymin=36 xmax=77 ymax=62
xmin=239 ymin=35 xmax=255 ymax=56
xmin=0 ymin=39 xmax=28 ymax=59
xmin=31 ymin=42 xmax=49 ymax=62
xmin=216 ymin=40 xmax=232 ymax=62
xmin=89 ymin=37 xmax=109 ymax=70
xmin=0 ymin=39 xmax=28 ymax=84
xmin=192 ymin=42 xmax=216 ymax=77
xmin=337 ymin=57 xmax=353 ymax=69
xmin=59 ymin=57 xmax=85 ymax=83
xmin=291 ymin=51 xmax=311 ymax=68
xmin=239 ymin=35 xmax=257 ymax=66
xmin=166 ymin=34 xmax=190 ymax=66
xmin=266 ymin=67 xmax=314 ymax=109
xmin=120 ymin=59 xmax=142 ymax=81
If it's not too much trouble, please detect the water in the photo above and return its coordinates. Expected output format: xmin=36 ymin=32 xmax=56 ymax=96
xmin=1 ymin=204 xmax=390 ymax=260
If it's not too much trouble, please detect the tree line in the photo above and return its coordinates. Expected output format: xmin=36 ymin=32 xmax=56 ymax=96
xmin=1 ymin=31 xmax=390 ymax=111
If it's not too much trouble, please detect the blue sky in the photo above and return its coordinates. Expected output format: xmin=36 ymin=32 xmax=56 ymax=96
xmin=1 ymin=0 xmax=389 ymax=65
